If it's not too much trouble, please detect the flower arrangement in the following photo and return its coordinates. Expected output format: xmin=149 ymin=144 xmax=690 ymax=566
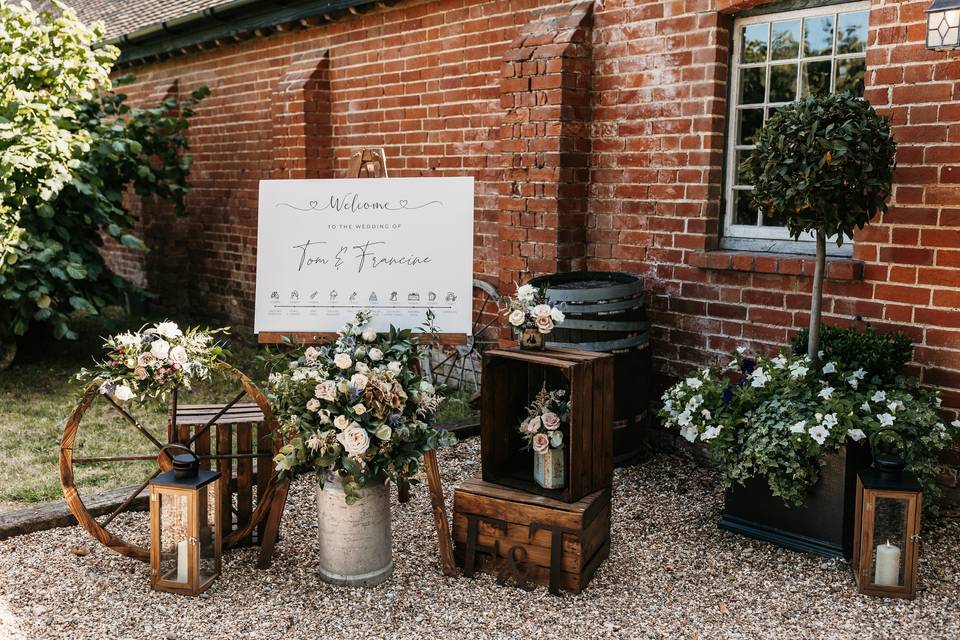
xmin=518 ymin=385 xmax=569 ymax=454
xmin=503 ymin=283 xmax=565 ymax=337
xmin=659 ymin=349 xmax=957 ymax=509
xmin=77 ymin=321 xmax=226 ymax=403
xmin=269 ymin=310 xmax=455 ymax=503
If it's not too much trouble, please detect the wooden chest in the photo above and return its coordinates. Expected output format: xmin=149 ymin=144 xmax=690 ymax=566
xmin=481 ymin=347 xmax=614 ymax=503
xmin=452 ymin=477 xmax=611 ymax=594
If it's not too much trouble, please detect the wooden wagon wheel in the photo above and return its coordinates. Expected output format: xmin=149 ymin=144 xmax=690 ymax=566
xmin=59 ymin=363 xmax=281 ymax=562
xmin=428 ymin=278 xmax=501 ymax=393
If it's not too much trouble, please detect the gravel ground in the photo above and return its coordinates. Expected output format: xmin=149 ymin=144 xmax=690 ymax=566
xmin=1 ymin=437 xmax=958 ymax=640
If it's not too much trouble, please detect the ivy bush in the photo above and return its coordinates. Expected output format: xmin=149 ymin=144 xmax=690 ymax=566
xmin=660 ymin=351 xmax=956 ymax=513
xmin=792 ymin=325 xmax=914 ymax=384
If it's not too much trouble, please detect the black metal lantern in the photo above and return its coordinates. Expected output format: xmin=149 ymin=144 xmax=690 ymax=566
xmin=851 ymin=430 xmax=922 ymax=599
xmin=926 ymin=0 xmax=960 ymax=50
xmin=149 ymin=448 xmax=222 ymax=596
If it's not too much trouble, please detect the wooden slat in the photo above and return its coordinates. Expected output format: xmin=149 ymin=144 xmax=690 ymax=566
xmin=236 ymin=423 xmax=254 ymax=543
xmin=256 ymin=421 xmax=273 ymax=542
xmin=216 ymin=424 xmax=233 ymax=537
xmin=195 ymin=425 xmax=211 ymax=472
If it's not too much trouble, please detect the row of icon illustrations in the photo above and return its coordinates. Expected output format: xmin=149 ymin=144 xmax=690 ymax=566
xmin=269 ymin=290 xmax=458 ymax=303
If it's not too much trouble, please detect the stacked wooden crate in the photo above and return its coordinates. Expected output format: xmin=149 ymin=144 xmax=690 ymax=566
xmin=452 ymin=347 xmax=614 ymax=594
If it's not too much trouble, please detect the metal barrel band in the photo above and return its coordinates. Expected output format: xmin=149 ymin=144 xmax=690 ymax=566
xmin=545 ymin=333 xmax=649 ymax=352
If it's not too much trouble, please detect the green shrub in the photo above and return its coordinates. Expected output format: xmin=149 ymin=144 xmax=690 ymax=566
xmin=791 ymin=325 xmax=913 ymax=383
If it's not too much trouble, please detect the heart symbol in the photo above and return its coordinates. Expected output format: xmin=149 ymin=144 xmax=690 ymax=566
xmin=399 ymin=199 xmax=408 ymax=208
xmin=308 ymin=200 xmax=318 ymax=209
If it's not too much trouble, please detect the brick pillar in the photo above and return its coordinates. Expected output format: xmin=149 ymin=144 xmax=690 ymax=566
xmin=272 ymin=51 xmax=333 ymax=179
xmin=498 ymin=1 xmax=594 ymax=290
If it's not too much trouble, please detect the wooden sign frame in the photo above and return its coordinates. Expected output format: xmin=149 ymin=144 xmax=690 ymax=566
xmin=256 ymin=149 xmax=459 ymax=577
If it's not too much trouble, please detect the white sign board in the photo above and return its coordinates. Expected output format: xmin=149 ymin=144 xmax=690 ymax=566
xmin=254 ymin=177 xmax=474 ymax=336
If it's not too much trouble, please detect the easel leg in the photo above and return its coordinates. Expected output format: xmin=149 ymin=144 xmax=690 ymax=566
xmin=424 ymin=449 xmax=457 ymax=577
xmin=256 ymin=483 xmax=290 ymax=570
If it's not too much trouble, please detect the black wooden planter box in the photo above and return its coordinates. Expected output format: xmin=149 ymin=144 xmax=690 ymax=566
xmin=718 ymin=443 xmax=871 ymax=558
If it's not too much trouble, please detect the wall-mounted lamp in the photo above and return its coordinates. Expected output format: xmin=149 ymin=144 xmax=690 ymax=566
xmin=926 ymin=0 xmax=960 ymax=50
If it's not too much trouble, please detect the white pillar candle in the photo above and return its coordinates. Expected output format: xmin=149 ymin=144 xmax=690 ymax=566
xmin=874 ymin=540 xmax=901 ymax=587
xmin=176 ymin=539 xmax=190 ymax=583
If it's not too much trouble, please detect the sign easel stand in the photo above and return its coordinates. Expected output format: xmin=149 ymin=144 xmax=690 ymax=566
xmin=257 ymin=149 xmax=458 ymax=577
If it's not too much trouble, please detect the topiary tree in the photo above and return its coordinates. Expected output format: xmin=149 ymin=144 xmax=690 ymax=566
xmin=742 ymin=93 xmax=896 ymax=368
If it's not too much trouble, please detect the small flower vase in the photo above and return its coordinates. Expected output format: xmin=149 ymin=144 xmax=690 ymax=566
xmin=533 ymin=446 xmax=566 ymax=490
xmin=518 ymin=328 xmax=545 ymax=350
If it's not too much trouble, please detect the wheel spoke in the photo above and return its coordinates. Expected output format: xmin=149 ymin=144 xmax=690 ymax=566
xmin=104 ymin=395 xmax=165 ymax=451
xmin=475 ymin=314 xmax=501 ymax=341
xmin=472 ymin=293 xmax=493 ymax=334
xmin=74 ymin=454 xmax=158 ymax=464
xmin=99 ymin=469 xmax=160 ymax=528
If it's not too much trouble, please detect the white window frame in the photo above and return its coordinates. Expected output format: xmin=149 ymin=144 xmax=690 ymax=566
xmin=723 ymin=1 xmax=870 ymax=250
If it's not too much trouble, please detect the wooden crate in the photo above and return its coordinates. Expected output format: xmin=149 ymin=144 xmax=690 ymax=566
xmin=481 ymin=347 xmax=614 ymax=502
xmin=453 ymin=477 xmax=610 ymax=594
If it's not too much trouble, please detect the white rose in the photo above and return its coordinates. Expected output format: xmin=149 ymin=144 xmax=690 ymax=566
xmin=353 ymin=403 xmax=367 ymax=416
xmin=549 ymin=307 xmax=565 ymax=323
xmin=334 ymin=353 xmax=353 ymax=369
xmin=113 ymin=384 xmax=135 ymax=402
xmin=531 ymin=432 xmax=550 ymax=454
xmin=315 ymin=381 xmax=337 ymax=401
xmin=387 ymin=361 xmax=402 ymax=375
xmin=375 ymin=425 xmax=392 ymax=441
xmin=306 ymin=398 xmax=321 ymax=412
xmin=361 ymin=327 xmax=378 ymax=342
xmin=150 ymin=339 xmax=170 ymax=360
xmin=336 ymin=425 xmax=371 ymax=457
xmin=532 ymin=304 xmax=552 ymax=318
xmin=350 ymin=373 xmax=369 ymax=390
xmin=168 ymin=345 xmax=188 ymax=367
xmin=526 ymin=415 xmax=542 ymax=433
xmin=369 ymin=348 xmax=383 ymax=361
xmin=516 ymin=284 xmax=536 ymax=303
xmin=305 ymin=346 xmax=320 ymax=362
xmin=137 ymin=352 xmax=157 ymax=368
xmin=355 ymin=362 xmax=370 ymax=374
xmin=333 ymin=415 xmax=349 ymax=430
xmin=508 ymin=309 xmax=526 ymax=327
xmin=155 ymin=322 xmax=182 ymax=339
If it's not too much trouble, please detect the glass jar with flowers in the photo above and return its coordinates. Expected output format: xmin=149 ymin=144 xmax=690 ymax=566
xmin=518 ymin=385 xmax=569 ymax=489
xmin=502 ymin=283 xmax=565 ymax=350
xmin=268 ymin=310 xmax=455 ymax=586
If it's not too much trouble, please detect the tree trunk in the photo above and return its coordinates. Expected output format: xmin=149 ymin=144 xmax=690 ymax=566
xmin=807 ymin=230 xmax=827 ymax=368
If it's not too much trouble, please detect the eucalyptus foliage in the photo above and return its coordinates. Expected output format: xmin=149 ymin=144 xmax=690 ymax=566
xmin=660 ymin=351 xmax=955 ymax=513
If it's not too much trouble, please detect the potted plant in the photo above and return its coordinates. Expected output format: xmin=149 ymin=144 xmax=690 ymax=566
xmin=660 ymin=333 xmax=957 ymax=557
xmin=269 ymin=310 xmax=454 ymax=586
xmin=742 ymin=92 xmax=897 ymax=368
xmin=502 ymin=283 xmax=565 ymax=350
xmin=517 ymin=385 xmax=569 ymax=490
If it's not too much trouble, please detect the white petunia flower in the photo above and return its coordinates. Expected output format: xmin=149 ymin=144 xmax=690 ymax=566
xmin=736 ymin=346 xmax=746 ymax=355
xmin=701 ymin=408 xmax=712 ymax=420
xmin=852 ymin=368 xmax=866 ymax=380
xmin=686 ymin=377 xmax=703 ymax=390
xmin=701 ymin=425 xmax=722 ymax=441
xmin=680 ymin=425 xmax=698 ymax=443
xmin=808 ymin=424 xmax=830 ymax=445
xmin=822 ymin=362 xmax=836 ymax=374
xmin=822 ymin=413 xmax=839 ymax=428
xmin=952 ymin=419 xmax=960 ymax=429
xmin=818 ymin=386 xmax=834 ymax=400
xmin=887 ymin=401 xmax=899 ymax=414
xmin=877 ymin=413 xmax=896 ymax=427
xmin=789 ymin=420 xmax=806 ymax=434
xmin=750 ymin=367 xmax=769 ymax=388
xmin=772 ymin=355 xmax=788 ymax=369
xmin=847 ymin=429 xmax=866 ymax=442
xmin=789 ymin=365 xmax=809 ymax=379
xmin=871 ymin=390 xmax=887 ymax=403
xmin=677 ymin=410 xmax=693 ymax=427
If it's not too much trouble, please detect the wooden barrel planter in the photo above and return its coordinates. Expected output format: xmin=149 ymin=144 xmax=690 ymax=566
xmin=528 ymin=272 xmax=650 ymax=465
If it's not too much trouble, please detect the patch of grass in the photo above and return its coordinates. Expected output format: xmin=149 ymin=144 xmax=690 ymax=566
xmin=0 ymin=315 xmax=477 ymax=509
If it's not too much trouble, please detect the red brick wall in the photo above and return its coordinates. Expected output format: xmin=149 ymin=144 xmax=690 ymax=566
xmin=114 ymin=0 xmax=960 ymax=486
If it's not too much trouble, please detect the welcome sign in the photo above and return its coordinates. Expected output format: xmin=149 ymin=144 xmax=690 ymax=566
xmin=254 ymin=177 xmax=474 ymax=337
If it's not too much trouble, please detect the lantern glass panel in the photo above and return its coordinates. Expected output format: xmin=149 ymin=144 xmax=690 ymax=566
xmin=158 ymin=491 xmax=191 ymax=584
xmin=870 ymin=496 xmax=908 ymax=589
xmin=198 ymin=482 xmax=218 ymax=584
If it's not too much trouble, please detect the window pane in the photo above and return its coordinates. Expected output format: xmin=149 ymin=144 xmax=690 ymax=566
xmin=739 ymin=67 xmax=766 ymax=104
xmin=836 ymin=57 xmax=865 ymax=96
xmin=742 ymin=23 xmax=769 ymax=63
xmin=837 ymin=11 xmax=868 ymax=54
xmin=735 ymin=149 xmax=753 ymax=185
xmin=762 ymin=210 xmax=786 ymax=227
xmin=801 ymin=60 xmax=832 ymax=97
xmin=734 ymin=190 xmax=758 ymax=226
xmin=771 ymin=20 xmax=801 ymax=60
xmin=738 ymin=108 xmax=763 ymax=144
xmin=769 ymin=63 xmax=798 ymax=102
xmin=804 ymin=15 xmax=835 ymax=56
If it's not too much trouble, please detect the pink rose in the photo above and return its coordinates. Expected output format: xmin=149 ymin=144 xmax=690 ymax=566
xmin=168 ymin=345 xmax=188 ymax=366
xmin=532 ymin=433 xmax=550 ymax=454
xmin=536 ymin=315 xmax=554 ymax=334
xmin=133 ymin=366 xmax=149 ymax=380
xmin=542 ymin=412 xmax=560 ymax=430
xmin=525 ymin=415 xmax=542 ymax=433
